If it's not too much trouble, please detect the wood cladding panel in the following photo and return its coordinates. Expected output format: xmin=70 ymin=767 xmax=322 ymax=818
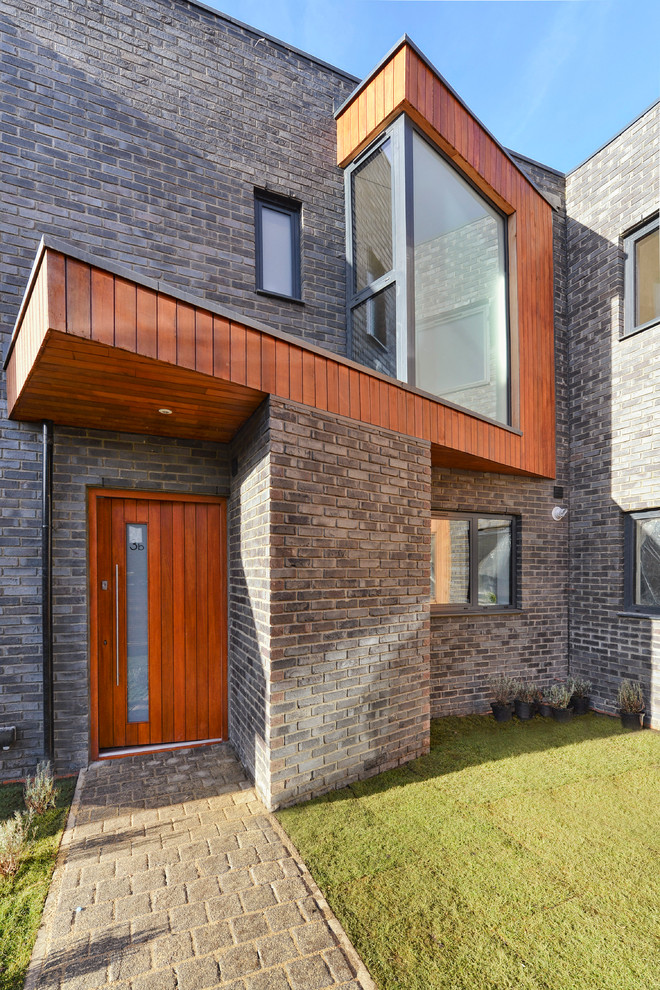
xmin=7 ymin=244 xmax=552 ymax=476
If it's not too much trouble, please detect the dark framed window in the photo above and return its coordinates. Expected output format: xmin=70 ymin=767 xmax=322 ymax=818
xmin=624 ymin=509 xmax=660 ymax=614
xmin=431 ymin=512 xmax=518 ymax=612
xmin=623 ymin=216 xmax=660 ymax=336
xmin=345 ymin=115 xmax=511 ymax=426
xmin=255 ymin=191 xmax=301 ymax=301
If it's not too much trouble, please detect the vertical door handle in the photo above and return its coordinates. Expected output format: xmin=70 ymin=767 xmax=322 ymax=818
xmin=115 ymin=563 xmax=120 ymax=686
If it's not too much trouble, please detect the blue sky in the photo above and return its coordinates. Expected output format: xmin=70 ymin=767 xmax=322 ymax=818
xmin=201 ymin=0 xmax=659 ymax=173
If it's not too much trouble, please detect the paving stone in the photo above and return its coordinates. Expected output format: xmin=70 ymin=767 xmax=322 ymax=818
xmin=256 ymin=931 xmax=299 ymax=967
xmin=130 ymin=911 xmax=169 ymax=942
xmin=151 ymin=884 xmax=187 ymax=912
xmin=185 ymin=876 xmax=222 ymax=903
xmin=219 ymin=868 xmax=253 ymax=893
xmin=245 ymin=969 xmax=294 ymax=990
xmin=169 ymin=902 xmax=208 ymax=932
xmin=206 ymin=892 xmax=245 ymax=921
xmin=272 ymin=877 xmax=310 ymax=903
xmin=250 ymin=860 xmax=285 ymax=884
xmin=130 ymin=968 xmax=177 ymax=990
xmin=230 ymin=910 xmax=270 ymax=943
xmin=227 ymin=846 xmax=262 ymax=869
xmin=165 ymin=861 xmax=199 ymax=885
xmin=286 ymin=955 xmax=335 ymax=990
xmin=151 ymin=931 xmax=195 ymax=967
xmin=292 ymin=921 xmax=336 ymax=954
xmin=175 ymin=955 xmax=221 ymax=990
xmin=323 ymin=948 xmax=355 ymax=983
xmin=115 ymin=892 xmax=152 ymax=921
xmin=73 ymin=902 xmax=114 ymax=932
xmin=240 ymin=885 xmax=278 ymax=913
xmin=131 ymin=868 xmax=167 ymax=894
xmin=218 ymin=943 xmax=262 ymax=980
xmin=109 ymin=946 xmax=152 ymax=982
xmin=196 ymin=852 xmax=230 ymax=877
xmin=192 ymin=920 xmax=234 ymax=955
xmin=264 ymin=902 xmax=305 ymax=932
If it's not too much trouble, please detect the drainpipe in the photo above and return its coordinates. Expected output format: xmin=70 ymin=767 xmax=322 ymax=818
xmin=42 ymin=421 xmax=54 ymax=762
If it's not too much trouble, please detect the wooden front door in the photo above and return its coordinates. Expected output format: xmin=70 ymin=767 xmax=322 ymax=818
xmin=92 ymin=493 xmax=227 ymax=751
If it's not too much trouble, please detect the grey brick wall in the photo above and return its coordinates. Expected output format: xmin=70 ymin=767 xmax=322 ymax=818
xmin=50 ymin=427 xmax=229 ymax=772
xmin=565 ymin=103 xmax=660 ymax=724
xmin=267 ymin=398 xmax=431 ymax=808
xmin=228 ymin=401 xmax=272 ymax=805
xmin=0 ymin=0 xmax=354 ymax=779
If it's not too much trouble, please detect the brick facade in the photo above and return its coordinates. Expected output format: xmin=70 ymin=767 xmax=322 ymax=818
xmin=1 ymin=0 xmax=658 ymax=797
xmin=566 ymin=104 xmax=660 ymax=726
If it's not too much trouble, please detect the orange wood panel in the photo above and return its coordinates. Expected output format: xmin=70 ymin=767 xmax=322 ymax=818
xmin=289 ymin=346 xmax=303 ymax=404
xmin=157 ymin=295 xmax=177 ymax=364
xmin=136 ymin=286 xmax=158 ymax=359
xmin=195 ymin=309 xmax=213 ymax=377
xmin=114 ymin=277 xmax=137 ymax=352
xmin=261 ymin=334 xmax=276 ymax=394
xmin=46 ymin=251 xmax=66 ymax=333
xmin=66 ymin=259 xmax=91 ymax=338
xmin=245 ymin=328 xmax=262 ymax=391
xmin=212 ymin=315 xmax=231 ymax=379
xmin=91 ymin=492 xmax=227 ymax=754
xmin=176 ymin=301 xmax=196 ymax=371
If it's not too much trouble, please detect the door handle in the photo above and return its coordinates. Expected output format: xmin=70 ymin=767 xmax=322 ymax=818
xmin=115 ymin=563 xmax=119 ymax=686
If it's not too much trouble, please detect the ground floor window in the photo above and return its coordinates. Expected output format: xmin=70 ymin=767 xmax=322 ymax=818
xmin=625 ymin=509 xmax=660 ymax=613
xmin=431 ymin=512 xmax=517 ymax=611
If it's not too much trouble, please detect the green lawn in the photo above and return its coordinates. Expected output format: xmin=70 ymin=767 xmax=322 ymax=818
xmin=0 ymin=777 xmax=76 ymax=990
xmin=277 ymin=714 xmax=660 ymax=990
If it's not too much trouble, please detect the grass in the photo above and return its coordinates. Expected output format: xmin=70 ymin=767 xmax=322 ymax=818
xmin=277 ymin=714 xmax=660 ymax=990
xmin=0 ymin=776 xmax=76 ymax=990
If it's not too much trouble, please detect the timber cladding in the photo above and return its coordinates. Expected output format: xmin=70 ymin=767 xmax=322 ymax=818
xmin=335 ymin=40 xmax=556 ymax=479
xmin=6 ymin=241 xmax=555 ymax=478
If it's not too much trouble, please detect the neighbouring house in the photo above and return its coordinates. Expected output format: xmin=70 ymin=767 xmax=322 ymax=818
xmin=1 ymin=0 xmax=658 ymax=809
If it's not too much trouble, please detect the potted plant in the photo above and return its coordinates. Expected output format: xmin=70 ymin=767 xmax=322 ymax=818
xmin=567 ymin=676 xmax=592 ymax=716
xmin=617 ymin=679 xmax=645 ymax=730
xmin=548 ymin=682 xmax=573 ymax=723
xmin=536 ymin=689 xmax=553 ymax=718
xmin=513 ymin=680 xmax=536 ymax=721
xmin=488 ymin=676 xmax=514 ymax=722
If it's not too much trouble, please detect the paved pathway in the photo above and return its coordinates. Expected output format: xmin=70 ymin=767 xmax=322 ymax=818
xmin=27 ymin=744 xmax=375 ymax=990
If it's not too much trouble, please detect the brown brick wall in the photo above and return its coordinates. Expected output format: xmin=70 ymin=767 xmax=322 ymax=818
xmin=266 ymin=398 xmax=431 ymax=807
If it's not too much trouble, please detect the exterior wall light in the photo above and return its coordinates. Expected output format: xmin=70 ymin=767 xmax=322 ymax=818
xmin=552 ymin=506 xmax=568 ymax=521
xmin=158 ymin=408 xmax=173 ymax=415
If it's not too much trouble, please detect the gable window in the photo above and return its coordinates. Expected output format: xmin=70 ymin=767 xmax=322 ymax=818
xmin=431 ymin=512 xmax=517 ymax=611
xmin=624 ymin=510 xmax=660 ymax=614
xmin=624 ymin=217 xmax=660 ymax=336
xmin=346 ymin=115 xmax=510 ymax=425
xmin=255 ymin=191 xmax=301 ymax=300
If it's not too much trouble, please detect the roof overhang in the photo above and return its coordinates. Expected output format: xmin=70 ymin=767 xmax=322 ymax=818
xmin=4 ymin=238 xmax=554 ymax=477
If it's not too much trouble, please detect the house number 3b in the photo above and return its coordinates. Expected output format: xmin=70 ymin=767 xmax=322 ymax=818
xmin=129 ymin=542 xmax=145 ymax=551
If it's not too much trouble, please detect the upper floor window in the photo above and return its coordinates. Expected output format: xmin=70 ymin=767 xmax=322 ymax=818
xmin=255 ymin=191 xmax=301 ymax=301
xmin=624 ymin=509 xmax=660 ymax=614
xmin=346 ymin=116 xmax=510 ymax=425
xmin=624 ymin=217 xmax=660 ymax=336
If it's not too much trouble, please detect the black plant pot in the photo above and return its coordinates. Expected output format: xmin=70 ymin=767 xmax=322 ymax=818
xmin=620 ymin=710 xmax=644 ymax=731
xmin=571 ymin=695 xmax=591 ymax=715
xmin=514 ymin=700 xmax=534 ymax=720
xmin=537 ymin=702 xmax=553 ymax=718
xmin=491 ymin=702 xmax=513 ymax=723
xmin=551 ymin=706 xmax=573 ymax=723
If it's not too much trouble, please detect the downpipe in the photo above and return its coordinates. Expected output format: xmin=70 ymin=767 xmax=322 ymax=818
xmin=42 ymin=421 xmax=54 ymax=762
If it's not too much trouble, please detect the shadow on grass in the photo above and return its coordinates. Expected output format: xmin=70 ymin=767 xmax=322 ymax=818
xmin=324 ymin=712 xmax=637 ymax=806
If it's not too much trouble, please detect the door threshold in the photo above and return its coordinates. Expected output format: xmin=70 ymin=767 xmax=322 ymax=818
xmin=98 ymin=737 xmax=226 ymax=760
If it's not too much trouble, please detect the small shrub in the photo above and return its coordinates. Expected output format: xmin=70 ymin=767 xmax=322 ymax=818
xmin=617 ymin=679 xmax=645 ymax=714
xmin=488 ymin=676 xmax=514 ymax=705
xmin=513 ymin=680 xmax=538 ymax=705
xmin=567 ymin=676 xmax=592 ymax=698
xmin=24 ymin=761 xmax=58 ymax=816
xmin=0 ymin=809 xmax=34 ymax=878
xmin=548 ymin=683 xmax=572 ymax=709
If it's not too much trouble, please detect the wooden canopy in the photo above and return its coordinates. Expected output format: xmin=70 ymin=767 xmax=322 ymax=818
xmin=5 ymin=238 xmax=554 ymax=477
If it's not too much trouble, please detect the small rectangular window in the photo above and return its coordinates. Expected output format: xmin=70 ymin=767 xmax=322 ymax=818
xmin=255 ymin=192 xmax=301 ymax=300
xmin=624 ymin=218 xmax=660 ymax=336
xmin=431 ymin=512 xmax=517 ymax=612
xmin=624 ymin=510 xmax=660 ymax=614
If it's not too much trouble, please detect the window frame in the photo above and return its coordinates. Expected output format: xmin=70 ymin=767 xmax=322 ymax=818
xmin=254 ymin=190 xmax=302 ymax=302
xmin=623 ymin=215 xmax=660 ymax=338
xmin=431 ymin=510 xmax=519 ymax=614
xmin=345 ymin=114 xmax=512 ymax=424
xmin=624 ymin=509 xmax=660 ymax=615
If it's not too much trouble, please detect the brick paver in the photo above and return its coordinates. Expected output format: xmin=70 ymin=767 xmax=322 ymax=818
xmin=26 ymin=745 xmax=375 ymax=990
